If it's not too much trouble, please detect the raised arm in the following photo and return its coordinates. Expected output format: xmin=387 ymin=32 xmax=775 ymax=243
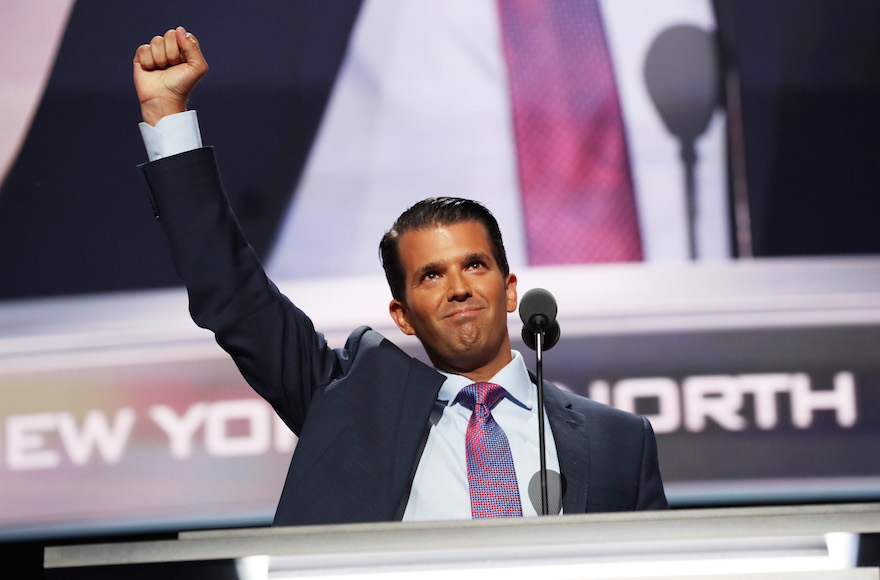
xmin=133 ymin=26 xmax=208 ymax=126
xmin=133 ymin=28 xmax=346 ymax=436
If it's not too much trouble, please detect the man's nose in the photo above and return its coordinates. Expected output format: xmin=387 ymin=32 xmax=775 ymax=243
xmin=446 ymin=269 xmax=471 ymax=301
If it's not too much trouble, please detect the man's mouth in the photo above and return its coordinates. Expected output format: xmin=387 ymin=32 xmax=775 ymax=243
xmin=444 ymin=305 xmax=483 ymax=319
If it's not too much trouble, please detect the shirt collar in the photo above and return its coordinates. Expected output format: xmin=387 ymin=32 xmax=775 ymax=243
xmin=436 ymin=350 xmax=533 ymax=410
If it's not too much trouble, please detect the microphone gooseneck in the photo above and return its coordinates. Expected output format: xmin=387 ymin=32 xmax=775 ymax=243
xmin=518 ymin=288 xmax=561 ymax=515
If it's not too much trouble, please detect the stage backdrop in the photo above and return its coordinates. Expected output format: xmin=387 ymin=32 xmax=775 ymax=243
xmin=1 ymin=0 xmax=880 ymax=541
xmin=2 ymin=258 xmax=880 ymax=540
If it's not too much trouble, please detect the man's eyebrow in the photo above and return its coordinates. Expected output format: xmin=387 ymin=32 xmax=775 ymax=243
xmin=464 ymin=251 xmax=493 ymax=265
xmin=414 ymin=260 xmax=444 ymax=280
xmin=413 ymin=252 xmax=494 ymax=282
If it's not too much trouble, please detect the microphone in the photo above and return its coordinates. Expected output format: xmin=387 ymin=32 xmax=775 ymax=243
xmin=522 ymin=320 xmax=560 ymax=351
xmin=518 ymin=288 xmax=561 ymax=516
xmin=528 ymin=470 xmax=565 ymax=515
xmin=519 ymin=288 xmax=561 ymax=350
xmin=644 ymin=25 xmax=719 ymax=145
xmin=643 ymin=25 xmax=720 ymax=260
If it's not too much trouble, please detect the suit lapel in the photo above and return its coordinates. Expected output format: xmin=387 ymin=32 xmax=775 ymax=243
xmin=542 ymin=382 xmax=591 ymax=514
xmin=392 ymin=358 xmax=445 ymax=516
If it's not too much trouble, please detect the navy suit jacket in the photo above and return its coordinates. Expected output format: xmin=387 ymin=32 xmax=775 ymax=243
xmin=141 ymin=147 xmax=667 ymax=526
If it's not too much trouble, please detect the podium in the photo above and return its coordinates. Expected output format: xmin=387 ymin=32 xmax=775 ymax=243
xmin=44 ymin=503 xmax=880 ymax=579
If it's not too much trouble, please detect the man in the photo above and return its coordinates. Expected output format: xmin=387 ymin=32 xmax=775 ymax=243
xmin=134 ymin=27 xmax=667 ymax=526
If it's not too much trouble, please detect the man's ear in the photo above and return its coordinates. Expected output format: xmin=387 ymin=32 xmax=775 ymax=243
xmin=389 ymin=299 xmax=415 ymax=335
xmin=505 ymin=273 xmax=518 ymax=313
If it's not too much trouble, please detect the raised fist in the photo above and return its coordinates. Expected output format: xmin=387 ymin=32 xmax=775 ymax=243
xmin=133 ymin=26 xmax=208 ymax=126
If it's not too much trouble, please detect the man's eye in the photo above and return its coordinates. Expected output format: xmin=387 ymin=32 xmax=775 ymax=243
xmin=467 ymin=261 xmax=484 ymax=270
xmin=422 ymin=271 xmax=439 ymax=281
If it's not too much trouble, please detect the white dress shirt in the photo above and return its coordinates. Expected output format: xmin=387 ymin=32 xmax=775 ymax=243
xmin=402 ymin=350 xmax=560 ymax=520
xmin=139 ymin=110 xmax=202 ymax=161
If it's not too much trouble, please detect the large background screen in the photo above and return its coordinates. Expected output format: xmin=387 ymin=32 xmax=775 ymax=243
xmin=1 ymin=0 xmax=879 ymax=541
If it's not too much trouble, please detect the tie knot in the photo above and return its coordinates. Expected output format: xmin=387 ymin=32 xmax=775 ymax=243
xmin=456 ymin=382 xmax=506 ymax=413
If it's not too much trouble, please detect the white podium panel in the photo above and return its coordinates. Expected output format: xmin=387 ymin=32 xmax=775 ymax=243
xmin=44 ymin=503 xmax=880 ymax=579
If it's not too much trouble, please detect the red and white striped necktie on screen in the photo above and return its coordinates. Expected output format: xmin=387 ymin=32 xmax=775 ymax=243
xmin=456 ymin=382 xmax=523 ymax=518
xmin=498 ymin=0 xmax=643 ymax=264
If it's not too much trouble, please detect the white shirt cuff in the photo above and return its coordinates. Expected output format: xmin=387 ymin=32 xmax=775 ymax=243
xmin=138 ymin=110 xmax=203 ymax=162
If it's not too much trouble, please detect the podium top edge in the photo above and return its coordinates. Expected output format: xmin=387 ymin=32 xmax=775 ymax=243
xmin=45 ymin=502 xmax=880 ymax=570
xmin=178 ymin=501 xmax=880 ymax=540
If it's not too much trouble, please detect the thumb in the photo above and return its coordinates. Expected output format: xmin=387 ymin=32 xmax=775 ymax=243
xmin=175 ymin=26 xmax=207 ymax=71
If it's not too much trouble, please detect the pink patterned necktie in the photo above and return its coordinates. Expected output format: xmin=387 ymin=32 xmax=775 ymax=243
xmin=456 ymin=382 xmax=523 ymax=518
xmin=498 ymin=0 xmax=643 ymax=264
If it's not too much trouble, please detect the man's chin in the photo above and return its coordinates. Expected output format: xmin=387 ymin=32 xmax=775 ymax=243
xmin=441 ymin=341 xmax=511 ymax=376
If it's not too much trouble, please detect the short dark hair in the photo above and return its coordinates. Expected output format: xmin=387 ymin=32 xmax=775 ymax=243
xmin=379 ymin=197 xmax=510 ymax=303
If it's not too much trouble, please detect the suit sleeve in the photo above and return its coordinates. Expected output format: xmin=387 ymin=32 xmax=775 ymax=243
xmin=140 ymin=147 xmax=348 ymax=434
xmin=636 ymin=416 xmax=669 ymax=510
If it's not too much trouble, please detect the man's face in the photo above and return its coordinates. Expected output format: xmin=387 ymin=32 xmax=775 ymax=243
xmin=389 ymin=221 xmax=517 ymax=381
